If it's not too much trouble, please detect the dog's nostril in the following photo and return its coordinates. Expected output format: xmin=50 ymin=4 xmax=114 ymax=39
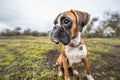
xmin=54 ymin=26 xmax=57 ymax=30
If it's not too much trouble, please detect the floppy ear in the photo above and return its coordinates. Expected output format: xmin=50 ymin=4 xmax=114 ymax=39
xmin=77 ymin=11 xmax=90 ymax=32
xmin=71 ymin=10 xmax=90 ymax=32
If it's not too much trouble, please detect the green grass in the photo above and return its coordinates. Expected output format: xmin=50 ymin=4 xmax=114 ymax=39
xmin=0 ymin=36 xmax=57 ymax=80
xmin=0 ymin=37 xmax=120 ymax=80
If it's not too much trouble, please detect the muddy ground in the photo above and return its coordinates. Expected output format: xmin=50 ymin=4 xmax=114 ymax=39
xmin=45 ymin=41 xmax=120 ymax=80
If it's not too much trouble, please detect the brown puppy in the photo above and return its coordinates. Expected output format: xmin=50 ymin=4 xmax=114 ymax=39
xmin=50 ymin=10 xmax=94 ymax=80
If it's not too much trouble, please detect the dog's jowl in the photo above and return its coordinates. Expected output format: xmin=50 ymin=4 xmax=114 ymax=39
xmin=50 ymin=10 xmax=94 ymax=80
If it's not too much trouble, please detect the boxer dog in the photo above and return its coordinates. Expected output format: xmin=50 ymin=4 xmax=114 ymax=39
xmin=49 ymin=10 xmax=94 ymax=80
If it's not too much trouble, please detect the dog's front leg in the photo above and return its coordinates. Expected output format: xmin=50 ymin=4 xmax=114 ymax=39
xmin=82 ymin=57 xmax=94 ymax=80
xmin=56 ymin=54 xmax=63 ymax=77
xmin=63 ymin=57 xmax=70 ymax=80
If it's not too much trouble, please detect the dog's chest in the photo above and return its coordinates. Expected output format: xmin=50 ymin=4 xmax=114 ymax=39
xmin=65 ymin=45 xmax=87 ymax=66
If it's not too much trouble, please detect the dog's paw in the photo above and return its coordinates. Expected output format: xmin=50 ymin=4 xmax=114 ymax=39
xmin=65 ymin=77 xmax=70 ymax=80
xmin=58 ymin=71 xmax=63 ymax=77
xmin=68 ymin=77 xmax=70 ymax=80
xmin=87 ymin=75 xmax=94 ymax=80
xmin=73 ymin=69 xmax=79 ymax=75
xmin=53 ymin=62 xmax=59 ymax=67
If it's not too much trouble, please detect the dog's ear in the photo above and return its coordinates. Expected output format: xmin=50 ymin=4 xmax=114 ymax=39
xmin=71 ymin=10 xmax=90 ymax=32
xmin=77 ymin=11 xmax=90 ymax=32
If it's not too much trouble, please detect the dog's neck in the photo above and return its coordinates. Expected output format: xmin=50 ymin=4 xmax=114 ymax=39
xmin=69 ymin=32 xmax=81 ymax=47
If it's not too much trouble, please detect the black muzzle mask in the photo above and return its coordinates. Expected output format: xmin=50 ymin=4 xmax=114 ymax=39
xmin=49 ymin=15 xmax=72 ymax=45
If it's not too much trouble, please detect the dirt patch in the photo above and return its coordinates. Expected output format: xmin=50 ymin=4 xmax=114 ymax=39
xmin=45 ymin=50 xmax=59 ymax=70
xmin=89 ymin=51 xmax=120 ymax=80
xmin=114 ymin=45 xmax=120 ymax=48
xmin=45 ymin=49 xmax=120 ymax=80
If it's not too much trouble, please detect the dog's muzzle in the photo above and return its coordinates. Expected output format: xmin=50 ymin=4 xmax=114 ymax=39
xmin=49 ymin=25 xmax=70 ymax=45
xmin=49 ymin=32 xmax=59 ymax=44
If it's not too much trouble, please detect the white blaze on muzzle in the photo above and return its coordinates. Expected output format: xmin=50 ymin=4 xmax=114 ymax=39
xmin=49 ymin=31 xmax=59 ymax=43
xmin=56 ymin=13 xmax=63 ymax=26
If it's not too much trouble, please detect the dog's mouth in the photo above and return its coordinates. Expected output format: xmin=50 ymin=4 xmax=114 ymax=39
xmin=50 ymin=35 xmax=71 ymax=45
xmin=50 ymin=37 xmax=59 ymax=44
xmin=49 ymin=31 xmax=59 ymax=44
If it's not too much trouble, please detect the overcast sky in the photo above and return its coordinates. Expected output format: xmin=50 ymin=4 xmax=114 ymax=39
xmin=0 ymin=0 xmax=120 ymax=32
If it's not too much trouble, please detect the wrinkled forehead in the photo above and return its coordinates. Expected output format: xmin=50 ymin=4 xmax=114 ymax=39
xmin=54 ymin=11 xmax=75 ymax=25
xmin=54 ymin=13 xmax=63 ymax=25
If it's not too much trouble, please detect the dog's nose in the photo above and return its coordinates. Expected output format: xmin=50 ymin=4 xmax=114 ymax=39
xmin=53 ymin=25 xmax=61 ymax=30
xmin=49 ymin=30 xmax=57 ymax=37
xmin=49 ymin=31 xmax=59 ymax=43
xmin=53 ymin=26 xmax=57 ymax=30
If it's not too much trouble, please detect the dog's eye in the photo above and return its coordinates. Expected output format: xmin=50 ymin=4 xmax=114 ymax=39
xmin=63 ymin=19 xmax=69 ymax=24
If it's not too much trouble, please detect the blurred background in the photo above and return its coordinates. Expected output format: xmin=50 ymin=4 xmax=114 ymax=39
xmin=0 ymin=0 xmax=120 ymax=38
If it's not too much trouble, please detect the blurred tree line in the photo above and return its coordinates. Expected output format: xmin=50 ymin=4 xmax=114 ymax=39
xmin=83 ymin=11 xmax=120 ymax=38
xmin=0 ymin=28 xmax=49 ymax=36
xmin=0 ymin=11 xmax=120 ymax=37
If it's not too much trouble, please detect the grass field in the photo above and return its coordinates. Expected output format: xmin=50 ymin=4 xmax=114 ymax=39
xmin=0 ymin=36 xmax=120 ymax=80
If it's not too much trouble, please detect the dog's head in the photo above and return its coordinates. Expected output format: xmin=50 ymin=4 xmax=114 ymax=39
xmin=49 ymin=10 xmax=90 ymax=45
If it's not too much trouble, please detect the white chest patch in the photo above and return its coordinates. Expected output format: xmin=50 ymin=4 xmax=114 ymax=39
xmin=65 ymin=45 xmax=87 ymax=66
